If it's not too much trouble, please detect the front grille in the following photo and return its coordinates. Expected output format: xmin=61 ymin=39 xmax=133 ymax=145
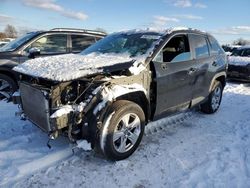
xmin=20 ymin=82 xmax=51 ymax=132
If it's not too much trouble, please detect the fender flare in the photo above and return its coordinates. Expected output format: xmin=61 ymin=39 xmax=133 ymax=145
xmin=208 ymin=72 xmax=227 ymax=92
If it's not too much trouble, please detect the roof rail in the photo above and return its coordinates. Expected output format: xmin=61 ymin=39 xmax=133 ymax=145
xmin=50 ymin=28 xmax=107 ymax=35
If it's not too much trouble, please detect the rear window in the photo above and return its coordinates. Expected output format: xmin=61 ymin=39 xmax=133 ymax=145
xmin=208 ymin=36 xmax=223 ymax=54
xmin=71 ymin=35 xmax=96 ymax=53
xmin=190 ymin=34 xmax=209 ymax=59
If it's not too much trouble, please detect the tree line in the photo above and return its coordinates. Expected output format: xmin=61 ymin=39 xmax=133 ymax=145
xmin=0 ymin=24 xmax=18 ymax=39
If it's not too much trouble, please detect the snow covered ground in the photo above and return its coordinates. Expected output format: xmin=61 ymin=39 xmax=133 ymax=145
xmin=1 ymin=82 xmax=250 ymax=187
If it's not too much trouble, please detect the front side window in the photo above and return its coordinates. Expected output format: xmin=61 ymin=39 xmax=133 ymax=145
xmin=154 ymin=35 xmax=191 ymax=63
xmin=71 ymin=35 xmax=95 ymax=53
xmin=191 ymin=34 xmax=209 ymax=59
xmin=26 ymin=34 xmax=67 ymax=54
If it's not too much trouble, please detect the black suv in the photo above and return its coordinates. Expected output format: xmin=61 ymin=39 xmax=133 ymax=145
xmin=13 ymin=28 xmax=227 ymax=160
xmin=227 ymin=46 xmax=250 ymax=81
xmin=0 ymin=28 xmax=106 ymax=100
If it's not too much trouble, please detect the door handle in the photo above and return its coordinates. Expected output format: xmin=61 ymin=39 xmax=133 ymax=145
xmin=212 ymin=61 xmax=218 ymax=67
xmin=188 ymin=67 xmax=197 ymax=75
xmin=161 ymin=63 xmax=167 ymax=70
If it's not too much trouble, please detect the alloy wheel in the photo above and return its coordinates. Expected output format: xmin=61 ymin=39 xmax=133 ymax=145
xmin=0 ymin=79 xmax=12 ymax=100
xmin=211 ymin=86 xmax=221 ymax=111
xmin=112 ymin=113 xmax=141 ymax=153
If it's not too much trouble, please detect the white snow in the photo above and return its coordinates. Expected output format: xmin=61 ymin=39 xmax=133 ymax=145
xmin=1 ymin=83 xmax=250 ymax=187
xmin=12 ymin=91 xmax=20 ymax=97
xmin=50 ymin=102 xmax=87 ymax=118
xmin=93 ymin=84 xmax=146 ymax=115
xmin=76 ymin=140 xmax=91 ymax=151
xmin=50 ymin=105 xmax=74 ymax=118
xmin=229 ymin=56 xmax=250 ymax=66
xmin=13 ymin=53 xmax=133 ymax=82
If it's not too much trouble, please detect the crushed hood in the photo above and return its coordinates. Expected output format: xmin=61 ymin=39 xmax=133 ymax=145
xmin=13 ymin=53 xmax=134 ymax=81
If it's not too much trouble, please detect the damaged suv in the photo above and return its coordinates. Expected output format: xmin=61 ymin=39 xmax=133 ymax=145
xmin=13 ymin=28 xmax=227 ymax=160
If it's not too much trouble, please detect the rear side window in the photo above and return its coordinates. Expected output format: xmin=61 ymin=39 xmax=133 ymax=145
xmin=154 ymin=34 xmax=191 ymax=63
xmin=190 ymin=34 xmax=209 ymax=59
xmin=71 ymin=35 xmax=96 ymax=53
xmin=208 ymin=36 xmax=223 ymax=54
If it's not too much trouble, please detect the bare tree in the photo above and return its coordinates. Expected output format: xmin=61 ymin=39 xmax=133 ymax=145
xmin=0 ymin=32 xmax=7 ymax=40
xmin=4 ymin=24 xmax=18 ymax=38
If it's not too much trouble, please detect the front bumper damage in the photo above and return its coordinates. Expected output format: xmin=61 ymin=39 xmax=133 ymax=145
xmin=14 ymin=72 xmax=150 ymax=146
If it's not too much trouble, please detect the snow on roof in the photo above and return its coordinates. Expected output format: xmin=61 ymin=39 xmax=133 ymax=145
xmin=114 ymin=27 xmax=206 ymax=36
xmin=228 ymin=56 xmax=250 ymax=66
xmin=13 ymin=53 xmax=133 ymax=81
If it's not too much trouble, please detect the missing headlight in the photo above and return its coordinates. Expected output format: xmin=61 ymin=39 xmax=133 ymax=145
xmin=61 ymin=85 xmax=78 ymax=104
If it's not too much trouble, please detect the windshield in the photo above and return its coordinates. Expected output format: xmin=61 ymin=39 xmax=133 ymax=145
xmin=81 ymin=32 xmax=162 ymax=57
xmin=0 ymin=32 xmax=38 ymax=52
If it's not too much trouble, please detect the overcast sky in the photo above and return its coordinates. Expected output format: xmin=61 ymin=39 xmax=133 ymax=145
xmin=0 ymin=0 xmax=250 ymax=44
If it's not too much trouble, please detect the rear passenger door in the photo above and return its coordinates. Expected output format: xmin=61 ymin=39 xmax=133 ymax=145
xmin=70 ymin=35 xmax=96 ymax=53
xmin=152 ymin=34 xmax=196 ymax=119
xmin=189 ymin=34 xmax=211 ymax=105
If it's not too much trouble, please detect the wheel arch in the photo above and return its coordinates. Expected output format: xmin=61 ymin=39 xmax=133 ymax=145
xmin=116 ymin=91 xmax=150 ymax=124
xmin=209 ymin=72 xmax=226 ymax=92
xmin=0 ymin=69 xmax=18 ymax=85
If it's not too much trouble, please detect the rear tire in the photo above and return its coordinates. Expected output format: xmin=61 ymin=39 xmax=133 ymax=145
xmin=200 ymin=81 xmax=223 ymax=114
xmin=0 ymin=74 xmax=17 ymax=101
xmin=99 ymin=100 xmax=145 ymax=161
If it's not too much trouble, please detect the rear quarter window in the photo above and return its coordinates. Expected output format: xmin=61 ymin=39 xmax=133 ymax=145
xmin=208 ymin=36 xmax=223 ymax=54
xmin=190 ymin=34 xmax=209 ymax=59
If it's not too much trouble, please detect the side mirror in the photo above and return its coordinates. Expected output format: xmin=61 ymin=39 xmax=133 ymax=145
xmin=28 ymin=47 xmax=40 ymax=58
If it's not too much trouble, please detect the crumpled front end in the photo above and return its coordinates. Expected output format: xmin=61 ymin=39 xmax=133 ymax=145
xmin=15 ymin=76 xmax=103 ymax=141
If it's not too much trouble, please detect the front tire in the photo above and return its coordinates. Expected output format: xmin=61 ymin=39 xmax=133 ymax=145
xmin=100 ymin=100 xmax=145 ymax=161
xmin=200 ymin=81 xmax=223 ymax=114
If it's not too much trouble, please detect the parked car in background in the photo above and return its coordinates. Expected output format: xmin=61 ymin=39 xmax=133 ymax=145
xmin=222 ymin=45 xmax=241 ymax=56
xmin=13 ymin=28 xmax=227 ymax=160
xmin=227 ymin=46 xmax=250 ymax=81
xmin=0 ymin=38 xmax=15 ymax=48
xmin=0 ymin=28 xmax=106 ymax=100
xmin=0 ymin=42 xmax=8 ymax=48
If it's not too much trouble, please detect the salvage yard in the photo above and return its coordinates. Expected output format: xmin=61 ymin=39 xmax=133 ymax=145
xmin=1 ymin=82 xmax=250 ymax=187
